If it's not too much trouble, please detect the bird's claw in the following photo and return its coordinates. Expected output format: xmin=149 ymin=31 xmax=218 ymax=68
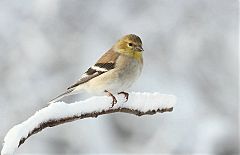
xmin=110 ymin=97 xmax=117 ymax=108
xmin=118 ymin=92 xmax=129 ymax=102
xmin=105 ymin=90 xmax=117 ymax=108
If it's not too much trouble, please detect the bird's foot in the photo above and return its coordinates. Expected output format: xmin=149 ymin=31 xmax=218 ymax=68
xmin=118 ymin=92 xmax=129 ymax=102
xmin=105 ymin=90 xmax=117 ymax=108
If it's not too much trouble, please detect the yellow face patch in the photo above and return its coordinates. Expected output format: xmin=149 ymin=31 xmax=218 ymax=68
xmin=133 ymin=51 xmax=143 ymax=62
xmin=119 ymin=49 xmax=143 ymax=63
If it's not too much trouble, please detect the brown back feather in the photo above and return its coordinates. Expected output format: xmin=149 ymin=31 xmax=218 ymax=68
xmin=67 ymin=49 xmax=120 ymax=90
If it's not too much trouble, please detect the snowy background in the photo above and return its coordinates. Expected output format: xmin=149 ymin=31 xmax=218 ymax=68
xmin=0 ymin=0 xmax=238 ymax=154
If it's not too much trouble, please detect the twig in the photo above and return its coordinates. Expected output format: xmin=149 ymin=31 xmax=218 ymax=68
xmin=1 ymin=92 xmax=176 ymax=155
xmin=18 ymin=107 xmax=173 ymax=147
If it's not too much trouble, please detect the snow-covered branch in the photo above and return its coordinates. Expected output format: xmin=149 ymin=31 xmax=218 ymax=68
xmin=1 ymin=92 xmax=176 ymax=155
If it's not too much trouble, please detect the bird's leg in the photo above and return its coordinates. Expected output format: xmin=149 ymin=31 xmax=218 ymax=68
xmin=104 ymin=90 xmax=117 ymax=108
xmin=118 ymin=92 xmax=129 ymax=102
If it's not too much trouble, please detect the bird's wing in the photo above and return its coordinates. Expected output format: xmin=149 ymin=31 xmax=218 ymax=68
xmin=67 ymin=49 xmax=120 ymax=90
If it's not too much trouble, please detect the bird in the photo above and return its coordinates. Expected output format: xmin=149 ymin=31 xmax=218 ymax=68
xmin=49 ymin=34 xmax=144 ymax=107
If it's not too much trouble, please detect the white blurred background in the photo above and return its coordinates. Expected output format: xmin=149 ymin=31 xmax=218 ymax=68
xmin=0 ymin=0 xmax=238 ymax=154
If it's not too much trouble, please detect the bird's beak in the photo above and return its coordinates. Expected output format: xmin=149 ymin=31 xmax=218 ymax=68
xmin=135 ymin=46 xmax=144 ymax=52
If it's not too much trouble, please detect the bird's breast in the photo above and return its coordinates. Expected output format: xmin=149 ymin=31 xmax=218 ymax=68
xmin=116 ymin=55 xmax=143 ymax=88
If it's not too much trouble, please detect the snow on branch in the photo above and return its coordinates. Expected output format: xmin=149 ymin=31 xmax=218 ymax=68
xmin=1 ymin=92 xmax=176 ymax=155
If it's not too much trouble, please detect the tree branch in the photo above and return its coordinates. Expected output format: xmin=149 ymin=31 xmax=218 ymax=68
xmin=1 ymin=92 xmax=176 ymax=155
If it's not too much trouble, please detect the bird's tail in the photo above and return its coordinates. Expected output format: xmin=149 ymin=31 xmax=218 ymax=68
xmin=49 ymin=88 xmax=75 ymax=104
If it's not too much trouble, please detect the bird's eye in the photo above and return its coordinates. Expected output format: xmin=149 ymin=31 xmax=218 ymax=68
xmin=128 ymin=43 xmax=133 ymax=46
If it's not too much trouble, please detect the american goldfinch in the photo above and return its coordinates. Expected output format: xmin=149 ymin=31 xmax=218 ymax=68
xmin=49 ymin=34 xmax=144 ymax=107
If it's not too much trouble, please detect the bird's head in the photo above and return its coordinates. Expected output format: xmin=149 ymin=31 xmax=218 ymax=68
xmin=114 ymin=34 xmax=144 ymax=60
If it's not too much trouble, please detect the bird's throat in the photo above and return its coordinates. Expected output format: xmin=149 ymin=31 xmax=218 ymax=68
xmin=133 ymin=51 xmax=143 ymax=62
